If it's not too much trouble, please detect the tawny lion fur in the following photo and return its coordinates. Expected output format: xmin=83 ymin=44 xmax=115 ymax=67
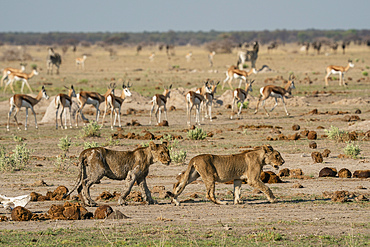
xmin=172 ymin=145 xmax=284 ymax=205
xmin=64 ymin=141 xmax=171 ymax=207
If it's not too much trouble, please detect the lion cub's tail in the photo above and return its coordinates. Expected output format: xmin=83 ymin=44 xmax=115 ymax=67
xmin=62 ymin=155 xmax=84 ymax=199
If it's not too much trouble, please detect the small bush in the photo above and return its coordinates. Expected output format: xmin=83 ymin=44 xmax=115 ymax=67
xmin=188 ymin=128 xmax=207 ymax=140
xmin=13 ymin=135 xmax=25 ymax=143
xmin=165 ymin=138 xmax=187 ymax=163
xmin=0 ymin=143 xmax=32 ymax=172
xmin=141 ymin=142 xmax=149 ymax=147
xmin=80 ymin=122 xmax=101 ymax=138
xmin=58 ymin=136 xmax=72 ymax=155
xmin=237 ymin=101 xmax=249 ymax=109
xmin=344 ymin=143 xmax=361 ymax=159
xmin=54 ymin=156 xmax=71 ymax=172
xmin=325 ymin=126 xmax=347 ymax=143
xmin=103 ymin=136 xmax=120 ymax=147
xmin=170 ymin=150 xmax=187 ymax=163
xmin=362 ymin=71 xmax=368 ymax=76
xmin=243 ymin=64 xmax=249 ymax=69
xmin=84 ymin=141 xmax=100 ymax=150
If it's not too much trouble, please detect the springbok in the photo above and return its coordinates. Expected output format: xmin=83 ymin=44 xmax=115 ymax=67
xmin=195 ymin=80 xmax=212 ymax=96
xmin=231 ymin=80 xmax=254 ymax=119
xmin=186 ymin=52 xmax=192 ymax=62
xmin=325 ymin=60 xmax=354 ymax=86
xmin=46 ymin=47 xmax=62 ymax=75
xmin=7 ymin=86 xmax=49 ymax=131
xmin=149 ymin=85 xmax=172 ymax=125
xmin=1 ymin=63 xmax=26 ymax=87
xmin=186 ymin=91 xmax=205 ymax=126
xmin=222 ymin=65 xmax=257 ymax=89
xmin=203 ymin=80 xmax=220 ymax=121
xmin=75 ymin=84 xmax=115 ymax=127
xmin=254 ymin=75 xmax=295 ymax=116
xmin=101 ymin=82 xmax=132 ymax=130
xmin=55 ymin=85 xmax=77 ymax=129
xmin=3 ymin=66 xmax=38 ymax=94
xmin=76 ymin=55 xmax=87 ymax=70
xmin=208 ymin=51 xmax=216 ymax=67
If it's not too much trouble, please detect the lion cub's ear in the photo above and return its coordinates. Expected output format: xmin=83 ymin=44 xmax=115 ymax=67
xmin=162 ymin=140 xmax=169 ymax=147
xmin=262 ymin=144 xmax=273 ymax=153
xmin=149 ymin=141 xmax=156 ymax=150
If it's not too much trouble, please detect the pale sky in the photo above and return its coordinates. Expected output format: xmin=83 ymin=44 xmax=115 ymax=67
xmin=1 ymin=0 xmax=369 ymax=33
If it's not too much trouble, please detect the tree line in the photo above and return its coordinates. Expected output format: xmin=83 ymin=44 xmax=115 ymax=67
xmin=0 ymin=29 xmax=369 ymax=47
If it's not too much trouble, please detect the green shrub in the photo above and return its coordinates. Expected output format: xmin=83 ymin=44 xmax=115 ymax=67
xmin=170 ymin=150 xmax=187 ymax=163
xmin=325 ymin=126 xmax=347 ymax=143
xmin=243 ymin=64 xmax=249 ymax=69
xmin=103 ymin=136 xmax=120 ymax=147
xmin=13 ymin=135 xmax=25 ymax=143
xmin=362 ymin=71 xmax=368 ymax=76
xmin=166 ymin=138 xmax=187 ymax=163
xmin=80 ymin=122 xmax=101 ymax=138
xmin=344 ymin=143 xmax=361 ymax=159
xmin=0 ymin=143 xmax=33 ymax=172
xmin=84 ymin=141 xmax=100 ymax=150
xmin=237 ymin=101 xmax=249 ymax=109
xmin=58 ymin=136 xmax=72 ymax=154
xmin=188 ymin=127 xmax=207 ymax=140
xmin=141 ymin=142 xmax=149 ymax=147
xmin=54 ymin=156 xmax=71 ymax=172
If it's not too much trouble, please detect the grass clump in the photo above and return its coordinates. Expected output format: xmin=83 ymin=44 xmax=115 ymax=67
xmin=344 ymin=142 xmax=361 ymax=158
xmin=188 ymin=127 xmax=207 ymax=140
xmin=325 ymin=126 xmax=347 ymax=142
xmin=362 ymin=71 xmax=368 ymax=76
xmin=0 ymin=143 xmax=33 ymax=172
xmin=84 ymin=141 xmax=100 ymax=150
xmin=80 ymin=122 xmax=101 ymax=138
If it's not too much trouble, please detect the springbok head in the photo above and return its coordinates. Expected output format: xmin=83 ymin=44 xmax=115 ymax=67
xmin=122 ymin=82 xmax=132 ymax=97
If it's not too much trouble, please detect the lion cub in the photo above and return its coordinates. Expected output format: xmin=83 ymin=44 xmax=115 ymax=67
xmin=172 ymin=145 xmax=284 ymax=205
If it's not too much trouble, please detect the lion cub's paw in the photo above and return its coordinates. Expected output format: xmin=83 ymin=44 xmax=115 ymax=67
xmin=269 ymin=198 xmax=278 ymax=203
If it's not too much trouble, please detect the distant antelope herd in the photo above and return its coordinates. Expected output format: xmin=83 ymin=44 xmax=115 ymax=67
xmin=2 ymin=44 xmax=357 ymax=131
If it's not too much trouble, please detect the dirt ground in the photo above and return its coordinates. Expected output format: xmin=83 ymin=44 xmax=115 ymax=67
xmin=0 ymin=44 xmax=369 ymax=239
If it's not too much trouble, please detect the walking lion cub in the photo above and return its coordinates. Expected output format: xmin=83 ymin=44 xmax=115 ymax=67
xmin=172 ymin=145 xmax=284 ymax=205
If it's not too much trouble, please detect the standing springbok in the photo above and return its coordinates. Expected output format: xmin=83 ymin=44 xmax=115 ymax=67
xmin=325 ymin=60 xmax=354 ymax=86
xmin=231 ymin=80 xmax=254 ymax=119
xmin=254 ymin=75 xmax=295 ymax=116
xmin=46 ymin=47 xmax=62 ymax=75
xmin=149 ymin=85 xmax=172 ymax=125
xmin=7 ymin=86 xmax=49 ymax=131
xmin=203 ymin=80 xmax=220 ymax=121
xmin=75 ymin=84 xmax=115 ymax=127
xmin=195 ymin=80 xmax=212 ymax=96
xmin=101 ymin=82 xmax=132 ymax=130
xmin=1 ymin=63 xmax=26 ymax=87
xmin=186 ymin=90 xmax=205 ymax=126
xmin=76 ymin=55 xmax=87 ymax=70
xmin=222 ymin=65 xmax=257 ymax=89
xmin=3 ymin=65 xmax=38 ymax=94
xmin=55 ymin=85 xmax=77 ymax=129
xmin=208 ymin=51 xmax=216 ymax=67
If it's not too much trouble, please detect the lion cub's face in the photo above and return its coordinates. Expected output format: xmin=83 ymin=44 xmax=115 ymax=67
xmin=263 ymin=145 xmax=285 ymax=170
xmin=149 ymin=141 xmax=171 ymax=165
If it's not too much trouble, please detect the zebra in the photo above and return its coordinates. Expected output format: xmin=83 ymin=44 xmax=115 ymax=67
xmin=46 ymin=47 xmax=62 ymax=75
